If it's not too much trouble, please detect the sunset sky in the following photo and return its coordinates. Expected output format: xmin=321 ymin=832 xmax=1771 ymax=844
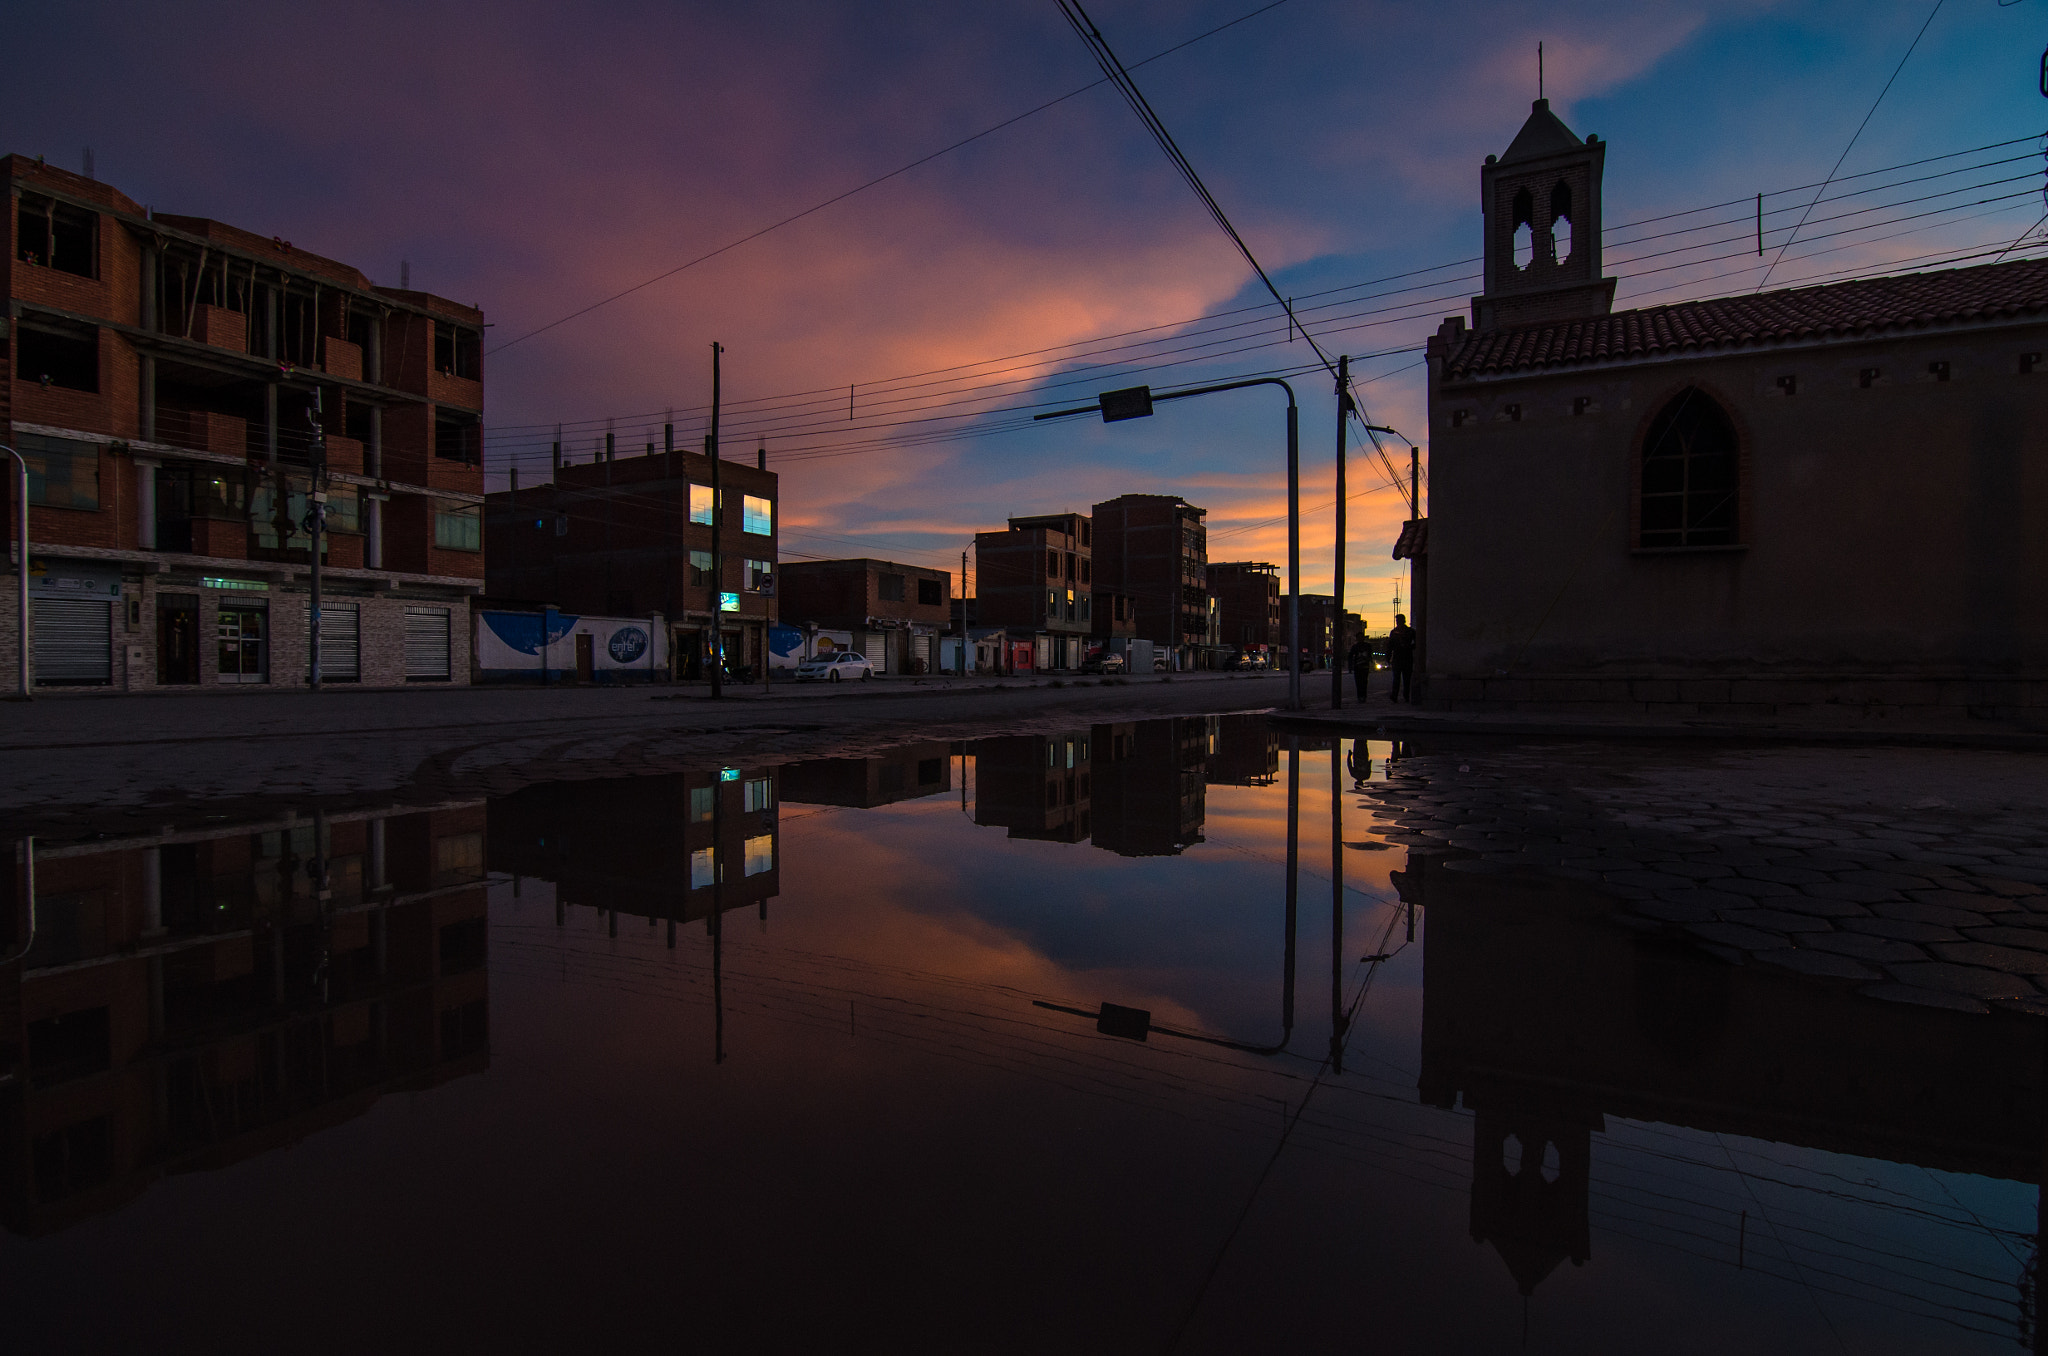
xmin=8 ymin=0 xmax=2043 ymax=626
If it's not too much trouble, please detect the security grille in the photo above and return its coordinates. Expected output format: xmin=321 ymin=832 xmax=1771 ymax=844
xmin=305 ymin=603 xmax=361 ymax=681
xmin=404 ymin=606 xmax=451 ymax=680
xmin=32 ymin=598 xmax=112 ymax=685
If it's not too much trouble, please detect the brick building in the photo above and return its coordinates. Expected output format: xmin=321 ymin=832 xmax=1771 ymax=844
xmin=778 ymin=556 xmax=950 ymax=675
xmin=1207 ymin=560 xmax=1280 ymax=656
xmin=484 ymin=443 xmax=778 ymax=679
xmin=3 ymin=155 xmax=484 ymax=692
xmin=973 ymin=511 xmax=1092 ymax=670
xmin=1296 ymin=594 xmax=1358 ymax=669
xmin=1090 ymin=494 xmax=1208 ymax=668
xmin=0 ymin=804 xmax=488 ymax=1234
xmin=1423 ymin=100 xmax=2048 ymax=719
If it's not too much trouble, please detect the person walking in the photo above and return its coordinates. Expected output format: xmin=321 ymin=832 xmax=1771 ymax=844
xmin=1386 ymin=613 xmax=1415 ymax=703
xmin=1347 ymin=631 xmax=1373 ymax=702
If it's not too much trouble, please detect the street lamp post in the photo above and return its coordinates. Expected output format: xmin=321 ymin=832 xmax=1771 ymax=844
xmin=1 ymin=444 xmax=30 ymax=700
xmin=1036 ymin=377 xmax=1303 ymax=710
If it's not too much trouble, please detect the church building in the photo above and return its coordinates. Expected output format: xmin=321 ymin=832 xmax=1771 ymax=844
xmin=1421 ymin=100 xmax=2048 ymax=722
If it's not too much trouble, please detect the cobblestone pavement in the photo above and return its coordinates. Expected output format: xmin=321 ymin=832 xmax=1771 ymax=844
xmin=1359 ymin=740 xmax=2048 ymax=1016
xmin=0 ymin=672 xmax=1290 ymax=837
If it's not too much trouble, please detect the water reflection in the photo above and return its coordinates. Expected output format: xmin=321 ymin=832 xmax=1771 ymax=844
xmin=0 ymin=720 xmax=2037 ymax=1352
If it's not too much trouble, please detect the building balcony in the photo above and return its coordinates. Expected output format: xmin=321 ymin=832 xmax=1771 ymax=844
xmin=156 ymin=408 xmax=248 ymax=458
xmin=428 ymin=369 xmax=482 ymax=412
xmin=191 ymin=303 xmax=248 ymax=353
xmin=321 ymin=336 xmax=362 ymax=381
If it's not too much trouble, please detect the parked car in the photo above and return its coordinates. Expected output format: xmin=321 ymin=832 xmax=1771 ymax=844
xmin=1081 ymin=652 xmax=1127 ymax=674
xmin=796 ymin=651 xmax=874 ymax=682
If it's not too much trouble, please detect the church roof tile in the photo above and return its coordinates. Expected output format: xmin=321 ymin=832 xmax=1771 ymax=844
xmin=1441 ymin=257 xmax=2048 ymax=381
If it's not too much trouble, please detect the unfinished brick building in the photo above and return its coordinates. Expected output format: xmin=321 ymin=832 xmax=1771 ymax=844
xmin=3 ymin=155 xmax=485 ymax=691
xmin=973 ymin=511 xmax=1092 ymax=670
xmin=1092 ymin=494 xmax=1209 ymax=668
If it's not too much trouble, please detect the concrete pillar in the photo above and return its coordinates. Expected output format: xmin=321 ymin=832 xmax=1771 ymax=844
xmin=366 ymin=407 xmax=384 ymax=570
xmin=136 ymin=459 xmax=158 ymax=551
xmin=369 ymin=817 xmax=387 ymax=890
xmin=140 ymin=845 xmax=163 ymax=933
xmin=366 ymin=497 xmax=383 ymax=570
xmin=139 ymin=357 xmax=156 ymax=443
xmin=147 ymin=955 xmax=165 ymax=1041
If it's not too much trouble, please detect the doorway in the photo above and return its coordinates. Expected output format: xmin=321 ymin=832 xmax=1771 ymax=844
xmin=574 ymin=633 xmax=594 ymax=683
xmin=158 ymin=594 xmax=200 ymax=684
xmin=217 ymin=606 xmax=268 ymax=683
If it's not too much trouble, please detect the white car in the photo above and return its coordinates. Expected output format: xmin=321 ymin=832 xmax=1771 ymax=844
xmin=796 ymin=651 xmax=874 ymax=682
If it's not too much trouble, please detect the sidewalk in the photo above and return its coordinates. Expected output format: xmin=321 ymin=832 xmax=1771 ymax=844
xmin=1275 ymin=701 xmax=2048 ymax=750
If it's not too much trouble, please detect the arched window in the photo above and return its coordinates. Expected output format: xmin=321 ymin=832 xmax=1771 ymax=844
xmin=1640 ymin=389 xmax=1738 ymax=547
xmin=1550 ymin=181 xmax=1573 ymax=264
xmin=1511 ymin=187 xmax=1534 ymax=270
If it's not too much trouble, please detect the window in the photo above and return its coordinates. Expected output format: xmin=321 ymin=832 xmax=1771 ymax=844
xmin=878 ymin=572 xmax=905 ymax=602
xmin=324 ymin=488 xmax=362 ymax=534
xmin=744 ymin=834 xmax=774 ymax=877
xmin=689 ymin=550 xmax=714 ymax=585
xmin=433 ymin=321 xmax=480 ymax=379
xmin=1048 ymin=588 xmax=1059 ymax=615
xmin=434 ymin=416 xmax=479 ymax=464
xmin=917 ymin=578 xmax=942 ymax=607
xmin=689 ymin=785 xmax=715 ymax=823
xmin=689 ymin=484 xmax=714 ymax=525
xmin=746 ymin=559 xmax=773 ymax=592
xmin=1550 ymin=181 xmax=1573 ymax=263
xmin=15 ymin=193 xmax=96 ymax=277
xmin=690 ymin=847 xmax=716 ymax=890
xmin=19 ymin=434 xmax=99 ymax=510
xmin=1080 ymin=522 xmax=1090 ymax=546
xmin=744 ymin=777 xmax=774 ymax=812
xmin=1081 ymin=595 xmax=1092 ymax=623
xmin=435 ymin=505 xmax=482 ymax=551
xmin=742 ymin=494 xmax=772 ymax=535
xmin=16 ymin=323 xmax=98 ymax=392
xmin=1640 ymin=388 xmax=1739 ymax=549
xmin=1047 ymin=549 xmax=1060 ymax=577
xmin=1079 ymin=560 xmax=1090 ymax=584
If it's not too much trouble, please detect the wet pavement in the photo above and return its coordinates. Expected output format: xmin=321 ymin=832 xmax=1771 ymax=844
xmin=2 ymin=718 xmax=2044 ymax=1352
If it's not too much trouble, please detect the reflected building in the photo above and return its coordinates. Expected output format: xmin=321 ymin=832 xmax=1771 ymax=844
xmin=1089 ymin=719 xmax=1206 ymax=858
xmin=780 ymin=744 xmax=952 ymax=809
xmin=1402 ymin=855 xmax=2047 ymax=1304
xmin=972 ymin=734 xmax=1091 ymax=844
xmin=489 ymin=766 xmax=781 ymax=926
xmin=0 ymin=807 xmax=489 ymax=1236
xmin=1204 ymin=717 xmax=1280 ymax=788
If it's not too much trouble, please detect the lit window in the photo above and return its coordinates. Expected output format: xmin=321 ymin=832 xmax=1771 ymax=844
xmin=744 ymin=834 xmax=774 ymax=877
xmin=746 ymin=559 xmax=774 ymax=593
xmin=690 ymin=846 xmax=715 ymax=889
xmin=689 ymin=785 xmax=714 ymax=823
xmin=689 ymin=484 xmax=713 ymax=525
xmin=744 ymin=777 xmax=774 ymax=812
xmin=689 ymin=550 xmax=713 ymax=586
xmin=742 ymin=494 xmax=772 ymax=535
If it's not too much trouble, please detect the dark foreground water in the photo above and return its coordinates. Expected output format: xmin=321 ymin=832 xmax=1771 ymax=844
xmin=1 ymin=717 xmax=2037 ymax=1353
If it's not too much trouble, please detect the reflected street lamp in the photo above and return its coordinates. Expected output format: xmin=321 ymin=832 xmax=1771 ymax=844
xmin=1037 ymin=378 xmax=1303 ymax=709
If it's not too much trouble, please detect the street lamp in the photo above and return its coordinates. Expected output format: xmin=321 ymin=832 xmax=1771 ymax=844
xmin=1037 ymin=377 xmax=1303 ymax=709
xmin=1 ymin=444 xmax=30 ymax=700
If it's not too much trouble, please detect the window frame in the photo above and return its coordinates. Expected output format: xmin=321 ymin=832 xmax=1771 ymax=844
xmin=1633 ymin=384 xmax=1748 ymax=553
xmin=18 ymin=433 xmax=100 ymax=511
xmin=433 ymin=504 xmax=483 ymax=552
xmin=689 ymin=484 xmax=714 ymax=526
xmin=741 ymin=494 xmax=772 ymax=536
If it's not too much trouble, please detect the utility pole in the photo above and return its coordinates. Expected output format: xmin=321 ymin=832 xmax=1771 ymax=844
xmin=2 ymin=444 xmax=30 ymax=699
xmin=306 ymin=392 xmax=327 ymax=690
xmin=1331 ymin=356 xmax=1349 ymax=710
xmin=708 ymin=342 xmax=724 ymax=700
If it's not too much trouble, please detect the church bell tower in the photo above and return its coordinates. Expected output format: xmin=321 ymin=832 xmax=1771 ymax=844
xmin=1473 ymin=99 xmax=1616 ymax=331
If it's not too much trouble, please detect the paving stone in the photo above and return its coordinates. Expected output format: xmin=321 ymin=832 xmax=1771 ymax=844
xmin=1990 ymin=995 xmax=2048 ymax=1018
xmin=1882 ymin=962 xmax=2037 ymax=1001
xmin=1838 ymin=869 xmax=1942 ymax=890
xmin=1871 ymin=900 xmax=1992 ymax=929
xmin=1801 ymin=932 xmax=1928 ymax=965
xmin=1610 ymin=870 xmax=1708 ymax=893
xmin=1756 ymin=949 xmax=1882 ymax=981
xmin=1722 ymin=907 xmax=1836 ymax=934
xmin=1958 ymin=926 xmax=2048 ymax=954
xmin=1745 ymin=866 xmax=1832 ymax=885
xmin=1686 ymin=921 xmax=1790 ymax=952
xmin=1907 ymin=888 xmax=2006 ymax=911
xmin=1442 ymin=859 xmax=1512 ymax=874
xmin=1663 ymin=860 xmax=1738 ymax=881
xmin=1769 ymin=896 xmax=1872 ymax=920
xmin=1802 ymin=881 xmax=1907 ymax=904
xmin=1660 ymin=888 xmax=1758 ymax=913
xmin=1929 ymin=942 xmax=2048 ymax=975
xmin=1716 ymin=876 xmax=1800 ymax=899
xmin=1693 ymin=942 xmax=1745 ymax=966
xmin=1632 ymin=898 xmax=1720 ymax=924
xmin=1842 ymin=917 xmax=1964 ymax=943
xmin=1857 ymin=982 xmax=1990 ymax=1014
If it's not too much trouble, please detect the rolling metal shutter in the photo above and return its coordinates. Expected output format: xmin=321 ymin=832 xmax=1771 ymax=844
xmin=32 ymin=598 xmax=112 ymax=685
xmin=305 ymin=603 xmax=361 ymax=681
xmin=404 ymin=606 xmax=451 ymax=680
xmin=861 ymin=631 xmax=889 ymax=673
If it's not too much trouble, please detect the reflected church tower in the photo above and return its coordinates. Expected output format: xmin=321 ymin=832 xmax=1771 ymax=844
xmin=1466 ymin=1098 xmax=1596 ymax=1295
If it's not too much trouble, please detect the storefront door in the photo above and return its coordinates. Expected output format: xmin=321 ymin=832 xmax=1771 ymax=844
xmin=217 ymin=606 xmax=268 ymax=683
xmin=158 ymin=594 xmax=200 ymax=684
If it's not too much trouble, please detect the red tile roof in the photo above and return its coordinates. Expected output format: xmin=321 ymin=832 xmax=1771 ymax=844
xmin=1440 ymin=257 xmax=2048 ymax=381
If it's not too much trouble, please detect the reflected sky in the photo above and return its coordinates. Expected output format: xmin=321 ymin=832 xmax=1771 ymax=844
xmin=0 ymin=717 xmax=2035 ymax=1353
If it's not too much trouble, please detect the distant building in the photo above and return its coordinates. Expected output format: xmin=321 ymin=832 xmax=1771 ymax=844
xmin=2 ymin=154 xmax=484 ymax=691
xmin=1424 ymin=99 xmax=2048 ymax=719
xmin=973 ymin=732 xmax=1091 ymax=842
xmin=484 ymin=444 xmax=778 ymax=679
xmin=1090 ymin=718 xmax=1206 ymax=857
xmin=974 ymin=511 xmax=1092 ymax=670
xmin=1207 ymin=561 xmax=1280 ymax=655
xmin=780 ymin=743 xmax=954 ymax=807
xmin=779 ymin=557 xmax=951 ymax=675
xmin=1091 ymin=494 xmax=1209 ymax=667
xmin=1296 ymin=594 xmax=1358 ymax=668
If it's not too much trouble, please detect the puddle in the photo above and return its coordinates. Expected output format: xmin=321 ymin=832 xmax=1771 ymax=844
xmin=0 ymin=716 xmax=2035 ymax=1352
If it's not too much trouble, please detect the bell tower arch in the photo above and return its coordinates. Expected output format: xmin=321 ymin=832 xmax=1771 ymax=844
xmin=1473 ymin=99 xmax=1616 ymax=331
